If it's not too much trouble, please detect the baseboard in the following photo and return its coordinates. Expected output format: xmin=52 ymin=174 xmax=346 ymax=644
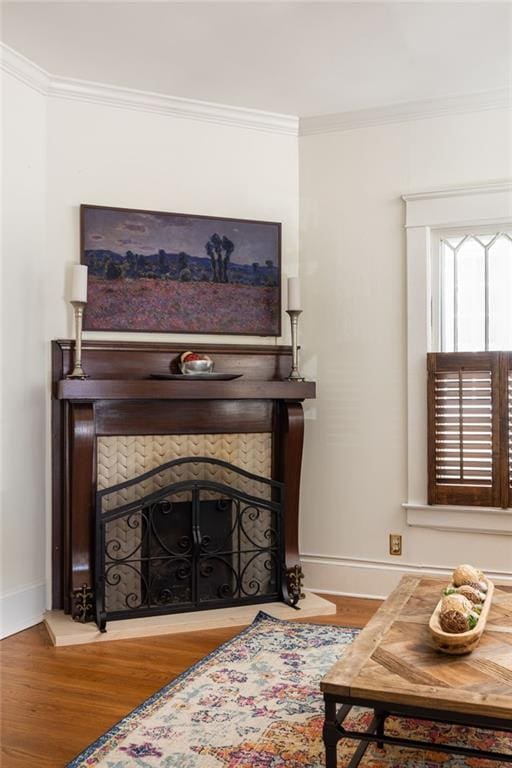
xmin=300 ymin=553 xmax=512 ymax=600
xmin=0 ymin=580 xmax=46 ymax=639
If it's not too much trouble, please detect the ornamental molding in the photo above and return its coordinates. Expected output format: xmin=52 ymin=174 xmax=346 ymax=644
xmin=0 ymin=43 xmax=49 ymax=94
xmin=2 ymin=43 xmax=510 ymax=138
xmin=0 ymin=43 xmax=298 ymax=136
xmin=402 ymin=180 xmax=512 ymax=204
xmin=299 ymin=88 xmax=512 ymax=136
xmin=402 ymin=180 xmax=512 ymax=229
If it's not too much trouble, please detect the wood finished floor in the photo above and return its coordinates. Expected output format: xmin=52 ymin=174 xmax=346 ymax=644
xmin=0 ymin=594 xmax=381 ymax=768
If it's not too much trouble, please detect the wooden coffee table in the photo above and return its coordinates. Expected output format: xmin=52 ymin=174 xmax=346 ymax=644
xmin=321 ymin=575 xmax=512 ymax=766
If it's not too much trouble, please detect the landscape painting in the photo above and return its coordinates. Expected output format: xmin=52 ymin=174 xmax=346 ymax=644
xmin=81 ymin=205 xmax=281 ymax=335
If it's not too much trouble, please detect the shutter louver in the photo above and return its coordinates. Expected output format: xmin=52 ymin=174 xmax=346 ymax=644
xmin=434 ymin=370 xmax=493 ymax=485
xmin=428 ymin=353 xmax=503 ymax=507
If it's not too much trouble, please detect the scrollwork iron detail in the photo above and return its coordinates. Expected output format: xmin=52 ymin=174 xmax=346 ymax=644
xmin=95 ymin=458 xmax=285 ymax=630
xmin=286 ymin=564 xmax=305 ymax=607
xmin=72 ymin=583 xmax=95 ymax=622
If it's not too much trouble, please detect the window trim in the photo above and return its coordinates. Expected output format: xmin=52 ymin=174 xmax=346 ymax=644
xmin=403 ymin=502 xmax=512 ymax=536
xmin=402 ymin=181 xmax=512 ymax=532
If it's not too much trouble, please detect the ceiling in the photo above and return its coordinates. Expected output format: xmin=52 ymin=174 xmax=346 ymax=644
xmin=2 ymin=2 xmax=511 ymax=116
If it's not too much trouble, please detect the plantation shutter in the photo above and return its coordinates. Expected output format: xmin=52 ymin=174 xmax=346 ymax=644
xmin=427 ymin=352 xmax=509 ymax=508
xmin=508 ymin=353 xmax=512 ymax=508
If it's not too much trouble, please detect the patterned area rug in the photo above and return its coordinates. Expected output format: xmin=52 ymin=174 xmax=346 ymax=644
xmin=68 ymin=612 xmax=511 ymax=767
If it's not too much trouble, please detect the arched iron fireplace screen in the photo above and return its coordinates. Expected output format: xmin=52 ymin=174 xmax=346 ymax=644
xmin=95 ymin=457 xmax=286 ymax=631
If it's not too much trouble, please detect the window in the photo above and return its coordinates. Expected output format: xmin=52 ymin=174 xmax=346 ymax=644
xmin=428 ymin=227 xmax=512 ymax=509
xmin=403 ymin=182 xmax=512 ymax=531
xmin=434 ymin=230 xmax=512 ymax=353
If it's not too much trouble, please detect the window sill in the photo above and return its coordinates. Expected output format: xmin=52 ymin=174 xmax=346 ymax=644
xmin=402 ymin=503 xmax=512 ymax=536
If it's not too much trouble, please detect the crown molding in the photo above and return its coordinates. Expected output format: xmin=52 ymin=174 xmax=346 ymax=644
xmin=0 ymin=43 xmax=50 ymax=95
xmin=0 ymin=43 xmax=298 ymax=136
xmin=47 ymin=75 xmax=299 ymax=135
xmin=2 ymin=42 xmax=509 ymax=138
xmin=299 ymin=88 xmax=512 ymax=136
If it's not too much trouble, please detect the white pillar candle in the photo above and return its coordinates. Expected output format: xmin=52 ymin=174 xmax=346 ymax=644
xmin=287 ymin=277 xmax=301 ymax=311
xmin=71 ymin=264 xmax=88 ymax=303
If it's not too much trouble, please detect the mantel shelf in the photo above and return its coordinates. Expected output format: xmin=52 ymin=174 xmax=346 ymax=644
xmin=57 ymin=378 xmax=316 ymax=401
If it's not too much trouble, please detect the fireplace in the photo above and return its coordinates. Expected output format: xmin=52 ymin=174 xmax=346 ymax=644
xmin=96 ymin=457 xmax=284 ymax=630
xmin=52 ymin=340 xmax=316 ymax=628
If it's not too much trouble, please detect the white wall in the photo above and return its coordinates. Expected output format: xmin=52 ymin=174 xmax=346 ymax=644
xmin=46 ymin=98 xmax=299 ymax=345
xmin=1 ymin=57 xmax=299 ymax=637
xmin=1 ymin=71 xmax=48 ymax=636
xmin=299 ymin=108 xmax=512 ymax=597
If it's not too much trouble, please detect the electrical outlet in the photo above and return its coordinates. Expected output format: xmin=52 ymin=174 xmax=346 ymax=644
xmin=389 ymin=534 xmax=402 ymax=556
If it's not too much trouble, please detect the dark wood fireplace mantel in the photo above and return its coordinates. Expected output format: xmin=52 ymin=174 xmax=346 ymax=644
xmin=58 ymin=378 xmax=315 ymax=401
xmin=52 ymin=340 xmax=316 ymax=621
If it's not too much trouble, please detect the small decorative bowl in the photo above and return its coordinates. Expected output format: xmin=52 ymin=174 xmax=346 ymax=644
xmin=180 ymin=359 xmax=214 ymax=375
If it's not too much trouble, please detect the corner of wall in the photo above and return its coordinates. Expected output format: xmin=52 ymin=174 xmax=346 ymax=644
xmin=0 ymin=581 xmax=47 ymax=639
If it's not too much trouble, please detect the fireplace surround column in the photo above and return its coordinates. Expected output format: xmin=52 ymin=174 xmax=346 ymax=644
xmin=275 ymin=401 xmax=305 ymax=604
xmin=68 ymin=402 xmax=95 ymax=619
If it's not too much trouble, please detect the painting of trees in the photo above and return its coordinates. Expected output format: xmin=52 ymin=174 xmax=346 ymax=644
xmin=81 ymin=205 xmax=281 ymax=334
xmin=205 ymin=233 xmax=235 ymax=283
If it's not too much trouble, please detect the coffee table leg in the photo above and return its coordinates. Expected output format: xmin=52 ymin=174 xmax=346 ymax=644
xmin=323 ymin=695 xmax=340 ymax=768
xmin=375 ymin=709 xmax=387 ymax=749
xmin=325 ymin=741 xmax=338 ymax=768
